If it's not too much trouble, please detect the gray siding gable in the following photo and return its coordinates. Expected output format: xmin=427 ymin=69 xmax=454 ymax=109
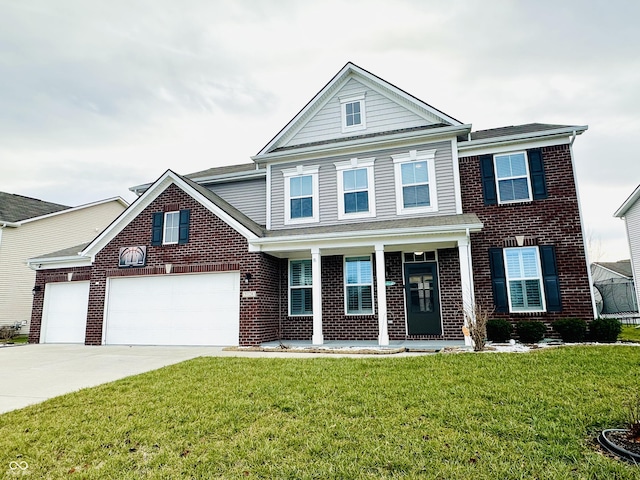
xmin=208 ymin=178 xmax=266 ymax=226
xmin=284 ymin=78 xmax=434 ymax=149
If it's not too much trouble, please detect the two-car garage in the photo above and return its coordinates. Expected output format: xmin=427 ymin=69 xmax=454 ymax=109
xmin=40 ymin=273 xmax=240 ymax=346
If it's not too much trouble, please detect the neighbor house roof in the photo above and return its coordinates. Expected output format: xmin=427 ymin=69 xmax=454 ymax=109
xmin=614 ymin=184 xmax=640 ymax=218
xmin=0 ymin=191 xmax=69 ymax=223
xmin=593 ymin=260 xmax=634 ymax=279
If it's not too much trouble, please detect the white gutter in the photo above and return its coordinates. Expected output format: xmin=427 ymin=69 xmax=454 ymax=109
xmin=457 ymin=125 xmax=588 ymax=152
xmin=27 ymin=253 xmax=92 ymax=271
xmin=252 ymin=124 xmax=473 ymax=163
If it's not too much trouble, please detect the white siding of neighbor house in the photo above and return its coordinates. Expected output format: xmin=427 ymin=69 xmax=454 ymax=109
xmin=624 ymin=199 xmax=640 ymax=311
xmin=209 ymin=178 xmax=266 ymax=225
xmin=284 ymin=78 xmax=432 ymax=148
xmin=269 ymin=140 xmax=456 ymax=230
xmin=0 ymin=201 xmax=126 ymax=333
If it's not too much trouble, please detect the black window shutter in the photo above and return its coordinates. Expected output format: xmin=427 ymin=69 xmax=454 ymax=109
xmin=539 ymin=245 xmax=562 ymax=312
xmin=488 ymin=248 xmax=508 ymax=312
xmin=151 ymin=212 xmax=163 ymax=246
xmin=480 ymin=154 xmax=497 ymax=205
xmin=527 ymin=148 xmax=548 ymax=200
xmin=178 ymin=209 xmax=190 ymax=244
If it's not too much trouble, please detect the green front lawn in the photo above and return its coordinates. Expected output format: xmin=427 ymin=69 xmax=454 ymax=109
xmin=1 ymin=346 xmax=639 ymax=478
xmin=620 ymin=324 xmax=640 ymax=343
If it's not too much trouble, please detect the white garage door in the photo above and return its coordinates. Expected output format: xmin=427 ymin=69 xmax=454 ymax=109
xmin=41 ymin=281 xmax=90 ymax=343
xmin=104 ymin=272 xmax=240 ymax=346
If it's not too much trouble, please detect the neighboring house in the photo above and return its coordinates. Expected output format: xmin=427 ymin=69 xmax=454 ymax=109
xmin=0 ymin=192 xmax=128 ymax=335
xmin=615 ymin=185 xmax=640 ymax=315
xmin=591 ymin=261 xmax=638 ymax=317
xmin=27 ymin=63 xmax=594 ymax=347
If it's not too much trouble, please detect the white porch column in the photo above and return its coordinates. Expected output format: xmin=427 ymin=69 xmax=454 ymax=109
xmin=458 ymin=234 xmax=475 ymax=347
xmin=311 ymin=247 xmax=323 ymax=345
xmin=375 ymin=243 xmax=389 ymax=346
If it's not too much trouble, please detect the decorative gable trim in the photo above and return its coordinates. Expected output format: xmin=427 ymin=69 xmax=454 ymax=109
xmin=255 ymin=62 xmax=463 ymax=157
xmin=81 ymin=170 xmax=259 ymax=261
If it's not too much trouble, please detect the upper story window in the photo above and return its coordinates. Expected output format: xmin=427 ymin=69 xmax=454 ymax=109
xmin=480 ymin=149 xmax=547 ymax=206
xmin=392 ymin=149 xmax=438 ymax=215
xmin=340 ymin=93 xmax=366 ymax=133
xmin=151 ymin=209 xmax=190 ymax=246
xmin=504 ymin=247 xmax=545 ymax=312
xmin=283 ymin=165 xmax=320 ymax=225
xmin=289 ymin=259 xmax=312 ymax=316
xmin=163 ymin=211 xmax=180 ymax=244
xmin=494 ymin=152 xmax=532 ymax=203
xmin=334 ymin=158 xmax=376 ymax=220
xmin=344 ymin=256 xmax=374 ymax=315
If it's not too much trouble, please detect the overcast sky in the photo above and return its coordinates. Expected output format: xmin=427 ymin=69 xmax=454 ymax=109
xmin=1 ymin=0 xmax=638 ymax=261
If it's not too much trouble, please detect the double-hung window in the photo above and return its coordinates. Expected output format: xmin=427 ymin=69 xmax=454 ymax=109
xmin=340 ymin=93 xmax=366 ymax=133
xmin=504 ymin=247 xmax=545 ymax=312
xmin=283 ymin=166 xmax=319 ymax=225
xmin=163 ymin=211 xmax=180 ymax=244
xmin=335 ymin=158 xmax=376 ymax=219
xmin=393 ymin=149 xmax=438 ymax=215
xmin=344 ymin=256 xmax=374 ymax=315
xmin=494 ymin=152 xmax=532 ymax=203
xmin=289 ymin=259 xmax=312 ymax=316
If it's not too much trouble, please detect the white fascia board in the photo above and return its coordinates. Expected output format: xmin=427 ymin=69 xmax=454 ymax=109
xmin=614 ymin=184 xmax=640 ymax=218
xmin=249 ymin=222 xmax=483 ymax=252
xmin=458 ymin=126 xmax=588 ymax=156
xmin=252 ymin=125 xmax=473 ymax=165
xmin=189 ymin=169 xmax=266 ymax=185
xmin=84 ymin=171 xmax=258 ymax=260
xmin=12 ymin=197 xmax=129 ymax=227
xmin=27 ymin=255 xmax=92 ymax=270
xmin=0 ymin=221 xmax=20 ymax=228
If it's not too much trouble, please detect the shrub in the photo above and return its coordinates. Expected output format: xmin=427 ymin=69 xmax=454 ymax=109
xmin=0 ymin=326 xmax=16 ymax=341
xmin=486 ymin=319 xmax=512 ymax=343
xmin=515 ymin=321 xmax=547 ymax=344
xmin=553 ymin=318 xmax=587 ymax=343
xmin=589 ymin=318 xmax=621 ymax=343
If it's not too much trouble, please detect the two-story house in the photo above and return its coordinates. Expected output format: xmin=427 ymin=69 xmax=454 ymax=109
xmin=27 ymin=63 xmax=595 ymax=346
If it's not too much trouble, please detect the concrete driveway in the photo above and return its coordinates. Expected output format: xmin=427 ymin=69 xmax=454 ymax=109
xmin=0 ymin=343 xmax=430 ymax=414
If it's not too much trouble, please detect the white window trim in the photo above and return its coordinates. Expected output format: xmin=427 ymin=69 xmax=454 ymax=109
xmin=393 ymin=149 xmax=438 ymax=215
xmin=503 ymin=246 xmax=547 ymax=313
xmin=334 ymin=157 xmax=376 ymax=220
xmin=289 ymin=259 xmax=313 ymax=317
xmin=344 ymin=255 xmax=375 ymax=315
xmin=340 ymin=93 xmax=366 ymax=133
xmin=162 ymin=211 xmax=179 ymax=245
xmin=283 ymin=165 xmax=320 ymax=225
xmin=494 ymin=151 xmax=533 ymax=204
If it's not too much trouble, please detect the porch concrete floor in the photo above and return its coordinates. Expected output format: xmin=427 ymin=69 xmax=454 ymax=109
xmin=260 ymin=339 xmax=466 ymax=352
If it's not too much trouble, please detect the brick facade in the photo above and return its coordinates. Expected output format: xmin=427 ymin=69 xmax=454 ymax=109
xmin=30 ymin=183 xmax=280 ymax=346
xmin=459 ymin=144 xmax=593 ymax=334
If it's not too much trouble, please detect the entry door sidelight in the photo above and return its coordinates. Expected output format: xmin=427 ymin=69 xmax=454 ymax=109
xmin=404 ymin=262 xmax=442 ymax=335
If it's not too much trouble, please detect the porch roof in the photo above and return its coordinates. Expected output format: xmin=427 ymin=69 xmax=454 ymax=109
xmin=263 ymin=213 xmax=482 ymax=238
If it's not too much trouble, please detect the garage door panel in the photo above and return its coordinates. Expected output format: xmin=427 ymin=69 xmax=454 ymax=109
xmin=105 ymin=273 xmax=240 ymax=346
xmin=41 ymin=282 xmax=89 ymax=343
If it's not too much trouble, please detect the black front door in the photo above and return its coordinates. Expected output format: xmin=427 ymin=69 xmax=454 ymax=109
xmin=405 ymin=262 xmax=442 ymax=335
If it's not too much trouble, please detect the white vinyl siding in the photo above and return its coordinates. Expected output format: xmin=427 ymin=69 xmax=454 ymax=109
xmin=504 ymin=247 xmax=546 ymax=312
xmin=624 ymin=200 xmax=640 ymax=312
xmin=0 ymin=201 xmax=126 ymax=332
xmin=284 ymin=78 xmax=432 ymax=148
xmin=209 ymin=178 xmax=266 ymax=225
